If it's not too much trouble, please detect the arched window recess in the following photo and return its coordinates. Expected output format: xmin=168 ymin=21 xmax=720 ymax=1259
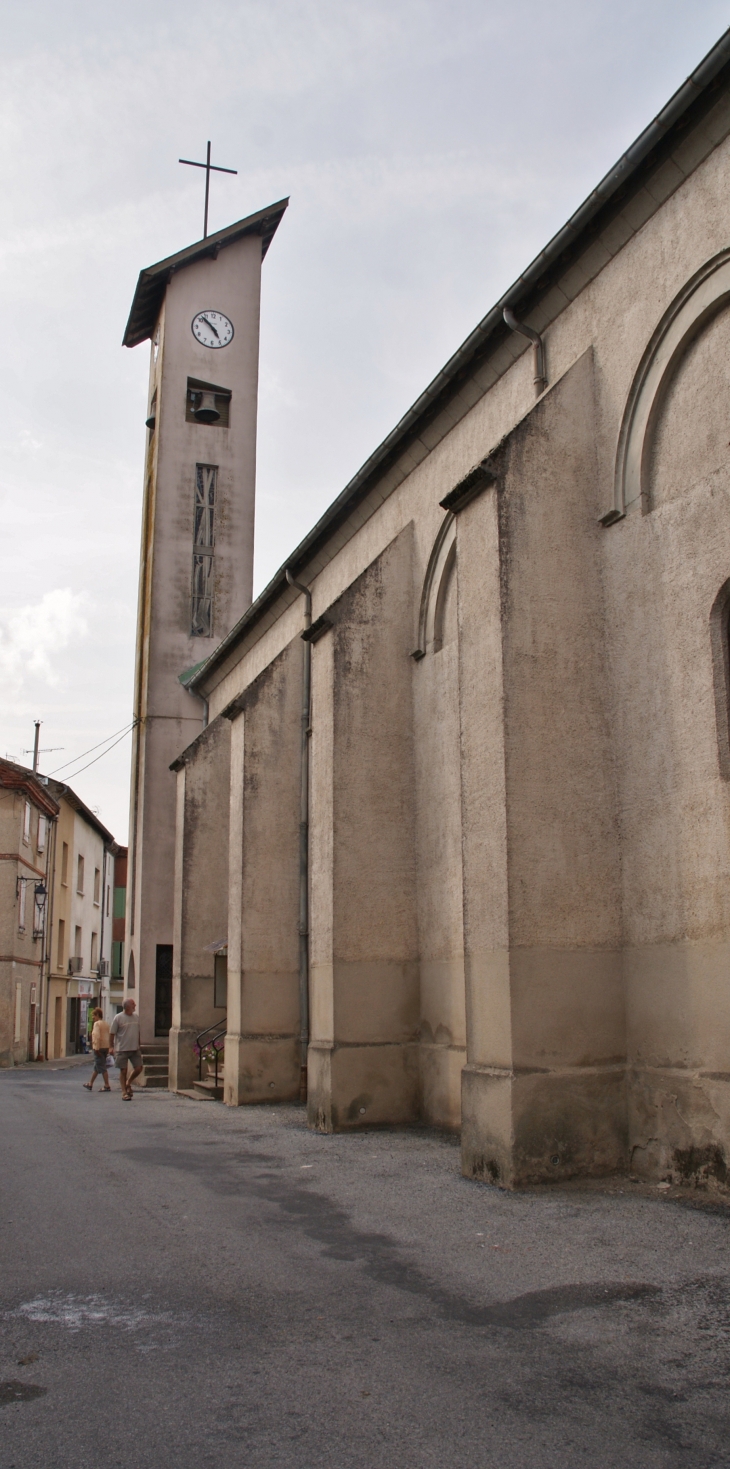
xmin=710 ymin=579 xmax=730 ymax=780
xmin=412 ymin=513 xmax=456 ymax=660
xmin=604 ymin=248 xmax=730 ymax=526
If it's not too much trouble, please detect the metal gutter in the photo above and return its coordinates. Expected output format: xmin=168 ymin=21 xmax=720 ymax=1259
xmin=189 ymin=27 xmax=730 ymax=695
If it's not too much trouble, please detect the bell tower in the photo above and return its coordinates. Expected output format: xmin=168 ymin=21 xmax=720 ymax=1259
xmin=123 ymin=199 xmax=288 ymax=1043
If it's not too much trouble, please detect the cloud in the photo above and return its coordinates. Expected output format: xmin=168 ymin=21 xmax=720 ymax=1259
xmin=0 ymin=589 xmax=90 ymax=693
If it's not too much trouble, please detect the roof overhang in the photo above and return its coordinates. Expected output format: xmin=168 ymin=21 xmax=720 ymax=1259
xmin=122 ymin=197 xmax=289 ymax=349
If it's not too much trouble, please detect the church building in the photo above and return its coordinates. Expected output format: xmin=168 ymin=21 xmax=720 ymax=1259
xmin=128 ymin=29 xmax=730 ymax=1188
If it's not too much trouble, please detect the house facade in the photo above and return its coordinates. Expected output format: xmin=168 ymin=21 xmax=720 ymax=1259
xmin=0 ymin=761 xmax=58 ymax=1066
xmin=44 ymin=780 xmax=116 ymax=1059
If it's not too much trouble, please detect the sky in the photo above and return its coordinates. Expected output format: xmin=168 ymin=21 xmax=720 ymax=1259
xmin=1 ymin=0 xmax=728 ymax=840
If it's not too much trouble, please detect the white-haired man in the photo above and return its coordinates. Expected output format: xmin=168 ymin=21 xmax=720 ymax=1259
xmin=109 ymin=998 xmax=144 ymax=1101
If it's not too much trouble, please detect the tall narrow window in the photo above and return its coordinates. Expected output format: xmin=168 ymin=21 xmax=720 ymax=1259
xmin=22 ymin=802 xmax=31 ymax=844
xmin=93 ymin=868 xmax=101 ymax=906
xmin=18 ymin=881 xmax=26 ymax=932
xmin=91 ymin=932 xmax=98 ymax=970
xmin=191 ymin=463 xmax=217 ymax=637
xmin=58 ymin=919 xmax=65 ymax=969
xmin=74 ymin=926 xmax=82 ymax=960
xmin=77 ymin=854 xmax=84 ymax=895
xmin=37 ymin=815 xmax=46 ymax=853
xmin=61 ymin=842 xmax=69 ymax=885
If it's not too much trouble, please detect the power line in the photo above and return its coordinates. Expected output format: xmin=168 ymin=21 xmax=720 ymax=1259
xmin=49 ymin=721 xmax=136 ymax=776
xmin=55 ymin=724 xmax=136 ymax=783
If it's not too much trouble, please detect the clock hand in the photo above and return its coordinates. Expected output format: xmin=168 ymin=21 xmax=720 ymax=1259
xmin=200 ymin=315 xmax=220 ymax=339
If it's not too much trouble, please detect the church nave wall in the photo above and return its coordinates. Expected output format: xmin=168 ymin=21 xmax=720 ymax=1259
xmin=308 ymin=528 xmax=421 ymax=1132
xmin=224 ymin=641 xmax=302 ymax=1106
xmin=169 ymin=714 xmax=231 ymax=1091
xmin=413 ymin=516 xmax=466 ymax=1130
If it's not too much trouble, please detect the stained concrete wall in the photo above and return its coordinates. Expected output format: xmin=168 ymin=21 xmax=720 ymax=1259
xmin=412 ymin=529 xmax=466 ymax=1128
xmin=225 ymin=640 xmax=302 ymax=1104
xmin=169 ymin=715 xmax=231 ymax=1090
xmin=128 ymin=231 xmax=263 ymax=1042
xmin=175 ymin=99 xmax=730 ymax=1186
xmin=461 ymin=352 xmax=624 ymax=1186
xmin=604 ymin=296 xmax=730 ymax=1187
xmin=308 ymin=528 xmax=420 ymax=1130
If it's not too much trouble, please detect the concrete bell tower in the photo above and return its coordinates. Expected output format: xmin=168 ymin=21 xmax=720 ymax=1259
xmin=122 ymin=199 xmax=288 ymax=1044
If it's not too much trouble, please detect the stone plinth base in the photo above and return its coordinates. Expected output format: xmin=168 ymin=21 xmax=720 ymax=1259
xmin=168 ymin=1027 xmax=198 ymax=1092
xmin=307 ymin=1040 xmax=419 ymax=1132
xmin=461 ymin=1062 xmax=628 ymax=1187
xmin=223 ymin=1033 xmax=300 ymax=1106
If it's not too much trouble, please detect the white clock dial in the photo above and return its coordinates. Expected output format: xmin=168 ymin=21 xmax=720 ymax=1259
xmin=191 ymin=310 xmax=234 ymax=349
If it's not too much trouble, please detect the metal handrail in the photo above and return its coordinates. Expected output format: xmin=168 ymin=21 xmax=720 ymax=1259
xmin=195 ymin=1016 xmax=227 ymax=1088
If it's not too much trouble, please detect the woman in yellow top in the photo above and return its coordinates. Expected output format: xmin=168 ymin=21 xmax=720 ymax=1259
xmin=84 ymin=1008 xmax=112 ymax=1092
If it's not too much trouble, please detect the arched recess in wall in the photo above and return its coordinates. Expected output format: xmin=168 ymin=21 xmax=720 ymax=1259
xmin=127 ymin=951 xmax=136 ymax=990
xmin=710 ymin=579 xmax=730 ymax=780
xmin=433 ymin=542 xmax=457 ymax=653
xmin=413 ymin=512 xmax=456 ymax=659
xmin=605 ymin=249 xmax=730 ymax=524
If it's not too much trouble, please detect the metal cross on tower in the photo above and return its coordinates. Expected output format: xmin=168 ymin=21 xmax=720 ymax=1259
xmin=179 ymin=141 xmax=238 ymax=239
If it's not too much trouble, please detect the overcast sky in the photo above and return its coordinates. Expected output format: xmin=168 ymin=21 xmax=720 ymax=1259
xmin=1 ymin=0 xmax=727 ymax=840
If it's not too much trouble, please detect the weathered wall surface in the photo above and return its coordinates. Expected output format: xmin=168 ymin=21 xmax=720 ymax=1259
xmin=505 ymin=351 xmax=623 ymax=1183
xmin=225 ymin=639 xmax=302 ymax=1104
xmin=308 ymin=527 xmax=420 ymax=1131
xmin=459 ymin=354 xmax=624 ymax=1185
xmin=604 ymin=289 xmax=730 ymax=1187
xmin=129 ymin=231 xmax=263 ymax=1042
xmin=174 ymin=106 xmax=730 ymax=1185
xmin=169 ymin=715 xmax=231 ymax=1090
xmin=412 ymin=529 xmax=466 ymax=1128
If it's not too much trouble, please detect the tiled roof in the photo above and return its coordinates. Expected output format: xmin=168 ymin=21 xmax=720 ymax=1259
xmin=0 ymin=759 xmax=59 ymax=819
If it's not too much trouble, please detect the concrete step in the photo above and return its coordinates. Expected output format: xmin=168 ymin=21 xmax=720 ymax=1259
xmin=192 ymin=1078 xmax=224 ymax=1101
xmin=139 ymin=1040 xmax=169 ymax=1090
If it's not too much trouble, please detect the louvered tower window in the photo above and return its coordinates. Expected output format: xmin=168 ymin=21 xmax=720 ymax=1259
xmin=191 ymin=464 xmax=217 ymax=637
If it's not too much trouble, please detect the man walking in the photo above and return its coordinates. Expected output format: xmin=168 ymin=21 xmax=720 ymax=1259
xmin=109 ymin=999 xmax=144 ymax=1101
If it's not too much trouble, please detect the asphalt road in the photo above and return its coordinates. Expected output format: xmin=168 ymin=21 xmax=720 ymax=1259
xmin=1 ymin=1064 xmax=730 ymax=1468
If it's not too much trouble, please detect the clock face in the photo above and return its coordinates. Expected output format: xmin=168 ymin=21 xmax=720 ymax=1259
xmin=191 ymin=310 xmax=234 ymax=349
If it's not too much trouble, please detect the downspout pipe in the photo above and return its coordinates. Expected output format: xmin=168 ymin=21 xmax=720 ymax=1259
xmin=503 ymin=307 xmax=546 ymax=395
xmin=285 ymin=568 xmax=312 ymax=1104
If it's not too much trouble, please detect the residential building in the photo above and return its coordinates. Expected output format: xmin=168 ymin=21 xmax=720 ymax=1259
xmin=0 ymin=761 xmax=58 ymax=1066
xmin=43 ymin=779 xmax=116 ymax=1059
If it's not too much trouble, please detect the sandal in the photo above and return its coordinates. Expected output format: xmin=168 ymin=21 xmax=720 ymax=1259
xmin=122 ymin=1091 xmax=132 ymax=1101
xmin=83 ymin=1082 xmax=93 ymax=1091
